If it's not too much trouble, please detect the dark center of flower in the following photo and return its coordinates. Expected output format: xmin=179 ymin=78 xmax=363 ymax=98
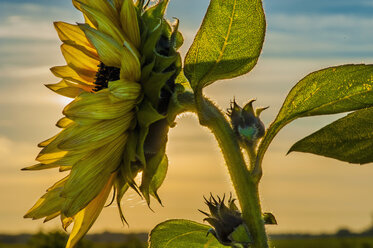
xmin=93 ymin=62 xmax=120 ymax=92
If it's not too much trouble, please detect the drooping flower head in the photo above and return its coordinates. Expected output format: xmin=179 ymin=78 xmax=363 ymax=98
xmin=23 ymin=0 xmax=184 ymax=247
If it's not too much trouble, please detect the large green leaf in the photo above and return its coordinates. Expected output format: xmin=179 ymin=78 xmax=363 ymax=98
xmin=184 ymin=0 xmax=265 ymax=90
xmin=289 ymin=107 xmax=373 ymax=164
xmin=149 ymin=219 xmax=227 ymax=248
xmin=259 ymin=64 xmax=373 ymax=159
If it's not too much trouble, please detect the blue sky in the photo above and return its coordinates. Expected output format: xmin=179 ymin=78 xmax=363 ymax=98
xmin=1 ymin=0 xmax=373 ymax=234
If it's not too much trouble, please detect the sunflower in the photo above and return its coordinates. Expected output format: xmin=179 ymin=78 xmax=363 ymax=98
xmin=23 ymin=0 xmax=183 ymax=247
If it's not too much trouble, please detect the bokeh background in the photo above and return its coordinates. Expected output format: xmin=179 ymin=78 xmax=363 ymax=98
xmin=1 ymin=0 xmax=373 ymax=235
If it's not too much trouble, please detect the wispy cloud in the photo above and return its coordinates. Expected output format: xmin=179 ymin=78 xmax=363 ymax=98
xmin=0 ymin=15 xmax=57 ymax=40
xmin=0 ymin=136 xmax=36 ymax=172
xmin=264 ymin=14 xmax=373 ymax=57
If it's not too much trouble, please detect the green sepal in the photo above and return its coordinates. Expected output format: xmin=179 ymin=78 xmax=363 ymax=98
xmin=153 ymin=52 xmax=178 ymax=73
xmin=149 ymin=154 xmax=168 ymax=203
xmin=161 ymin=17 xmax=183 ymax=51
xmin=140 ymin=58 xmax=156 ymax=82
xmin=141 ymin=19 xmax=163 ymax=63
xmin=166 ymin=84 xmax=187 ymax=127
xmin=140 ymin=151 xmax=168 ymax=205
xmin=24 ymin=185 xmax=64 ymax=220
xmin=228 ymin=224 xmax=252 ymax=246
xmin=136 ymin=99 xmax=165 ymax=165
xmin=143 ymin=70 xmax=176 ymax=107
xmin=263 ymin=212 xmax=277 ymax=225
xmin=142 ymin=0 xmax=170 ymax=31
xmin=170 ymin=19 xmax=183 ymax=50
xmin=121 ymin=131 xmax=141 ymax=189
xmin=114 ymin=175 xmax=130 ymax=225
xmin=175 ymin=69 xmax=191 ymax=90
xmin=143 ymin=119 xmax=170 ymax=157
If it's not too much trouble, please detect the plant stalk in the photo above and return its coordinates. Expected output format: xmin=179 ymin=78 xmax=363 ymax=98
xmin=194 ymin=89 xmax=269 ymax=248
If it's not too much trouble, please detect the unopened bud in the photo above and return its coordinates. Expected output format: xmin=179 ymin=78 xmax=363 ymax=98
xmin=199 ymin=194 xmax=252 ymax=248
xmin=227 ymin=99 xmax=268 ymax=146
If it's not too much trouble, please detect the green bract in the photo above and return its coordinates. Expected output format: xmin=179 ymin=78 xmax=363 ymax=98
xmin=120 ymin=0 xmax=185 ymax=208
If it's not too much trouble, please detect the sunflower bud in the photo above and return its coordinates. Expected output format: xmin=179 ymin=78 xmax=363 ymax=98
xmin=227 ymin=100 xmax=268 ymax=146
xmin=199 ymin=195 xmax=252 ymax=248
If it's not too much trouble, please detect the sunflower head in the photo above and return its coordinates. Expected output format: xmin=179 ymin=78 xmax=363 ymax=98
xmin=23 ymin=0 xmax=185 ymax=247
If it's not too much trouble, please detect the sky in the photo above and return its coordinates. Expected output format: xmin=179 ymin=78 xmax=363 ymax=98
xmin=1 ymin=0 xmax=373 ymax=235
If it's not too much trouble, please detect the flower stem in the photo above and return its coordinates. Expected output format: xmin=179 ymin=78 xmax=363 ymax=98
xmin=194 ymin=89 xmax=269 ymax=248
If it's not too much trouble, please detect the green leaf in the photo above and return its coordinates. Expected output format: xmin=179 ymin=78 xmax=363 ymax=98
xmin=149 ymin=219 xmax=227 ymax=248
xmin=259 ymin=64 xmax=373 ymax=159
xmin=184 ymin=0 xmax=265 ymax=90
xmin=289 ymin=107 xmax=373 ymax=165
xmin=228 ymin=224 xmax=251 ymax=244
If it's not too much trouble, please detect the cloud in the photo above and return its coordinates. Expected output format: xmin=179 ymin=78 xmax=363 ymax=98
xmin=0 ymin=15 xmax=57 ymax=40
xmin=0 ymin=136 xmax=37 ymax=173
xmin=264 ymin=14 xmax=373 ymax=58
xmin=266 ymin=0 xmax=373 ymax=16
xmin=0 ymin=2 xmax=82 ymax=41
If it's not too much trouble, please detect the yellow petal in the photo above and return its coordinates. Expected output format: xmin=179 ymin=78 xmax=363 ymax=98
xmin=54 ymin=21 xmax=98 ymax=59
xmin=38 ymin=134 xmax=58 ymax=148
xmin=109 ymin=79 xmax=141 ymax=101
xmin=41 ymin=151 xmax=86 ymax=168
xmin=79 ymin=2 xmax=126 ymax=45
xmin=45 ymin=80 xmax=85 ymax=98
xmin=61 ymin=214 xmax=74 ymax=231
xmin=67 ymin=117 xmax=100 ymax=126
xmin=50 ymin=65 xmax=94 ymax=86
xmin=72 ymin=0 xmax=97 ymax=27
xmin=120 ymin=47 xmax=141 ymax=81
xmin=74 ymin=0 xmax=118 ymax=27
xmin=63 ymin=90 xmax=136 ymax=120
xmin=79 ymin=25 xmax=123 ymax=68
xmin=47 ymin=176 xmax=70 ymax=191
xmin=60 ymin=166 xmax=72 ymax=172
xmin=56 ymin=117 xmax=74 ymax=129
xmin=36 ymin=124 xmax=81 ymax=163
xmin=121 ymin=0 xmax=141 ymax=48
xmin=61 ymin=44 xmax=99 ymax=82
xmin=61 ymin=134 xmax=127 ymax=216
xmin=36 ymin=150 xmax=68 ymax=165
xmin=59 ymin=114 xmax=133 ymax=151
xmin=24 ymin=177 xmax=68 ymax=220
xmin=22 ymin=163 xmax=59 ymax=171
xmin=44 ymin=212 xmax=60 ymax=223
xmin=66 ymin=173 xmax=115 ymax=248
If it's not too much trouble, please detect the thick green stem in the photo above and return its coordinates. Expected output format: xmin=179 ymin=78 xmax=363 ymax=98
xmin=194 ymin=90 xmax=269 ymax=248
